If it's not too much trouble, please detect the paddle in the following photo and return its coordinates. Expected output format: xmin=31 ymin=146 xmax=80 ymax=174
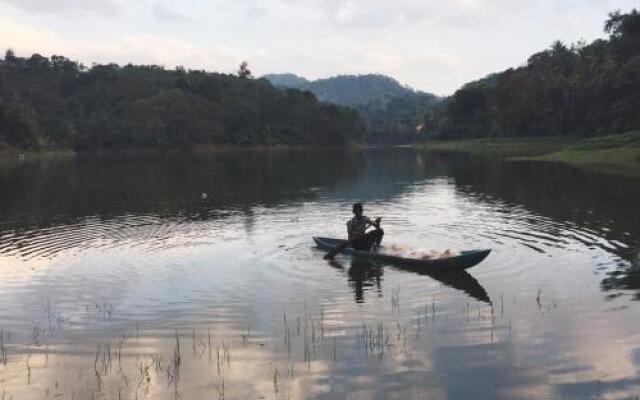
xmin=323 ymin=239 xmax=352 ymax=260
xmin=323 ymin=217 xmax=381 ymax=260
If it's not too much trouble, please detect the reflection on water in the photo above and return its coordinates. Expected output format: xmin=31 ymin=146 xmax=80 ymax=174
xmin=396 ymin=264 xmax=492 ymax=305
xmin=330 ymin=257 xmax=491 ymax=305
xmin=0 ymin=148 xmax=639 ymax=399
xmin=439 ymin=152 xmax=640 ymax=299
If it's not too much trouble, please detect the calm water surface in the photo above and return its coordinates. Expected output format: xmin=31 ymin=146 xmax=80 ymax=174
xmin=0 ymin=148 xmax=639 ymax=399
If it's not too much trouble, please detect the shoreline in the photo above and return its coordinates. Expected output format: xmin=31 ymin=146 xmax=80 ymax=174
xmin=4 ymin=134 xmax=639 ymax=177
xmin=0 ymin=148 xmax=76 ymax=163
xmin=418 ymin=132 xmax=640 ymax=177
xmin=0 ymin=143 xmax=367 ymax=164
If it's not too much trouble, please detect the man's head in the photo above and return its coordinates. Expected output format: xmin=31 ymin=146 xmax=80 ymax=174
xmin=352 ymin=202 xmax=363 ymax=217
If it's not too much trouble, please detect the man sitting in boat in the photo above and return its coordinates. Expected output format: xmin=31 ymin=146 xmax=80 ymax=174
xmin=347 ymin=203 xmax=383 ymax=252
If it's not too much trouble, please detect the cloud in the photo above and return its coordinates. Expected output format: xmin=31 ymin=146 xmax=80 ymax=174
xmin=252 ymin=0 xmax=534 ymax=31
xmin=3 ymin=0 xmax=636 ymax=94
xmin=0 ymin=0 xmax=122 ymax=16
xmin=271 ymin=35 xmax=464 ymax=95
xmin=151 ymin=1 xmax=194 ymax=22
xmin=0 ymin=18 xmax=244 ymax=73
xmin=245 ymin=5 xmax=269 ymax=20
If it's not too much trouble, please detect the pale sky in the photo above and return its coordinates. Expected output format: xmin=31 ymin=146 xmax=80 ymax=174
xmin=0 ymin=0 xmax=637 ymax=95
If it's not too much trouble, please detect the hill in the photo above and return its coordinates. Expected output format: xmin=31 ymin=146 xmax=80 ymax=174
xmin=0 ymin=53 xmax=365 ymax=151
xmin=438 ymin=9 xmax=640 ymax=139
xmin=264 ymin=73 xmax=443 ymax=144
xmin=263 ymin=73 xmax=309 ymax=88
xmin=263 ymin=73 xmax=414 ymax=107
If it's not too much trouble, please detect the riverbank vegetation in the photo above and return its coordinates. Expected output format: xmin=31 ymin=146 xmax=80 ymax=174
xmin=1 ymin=10 xmax=638 ymax=156
xmin=421 ymin=136 xmax=573 ymax=157
xmin=423 ymin=131 xmax=640 ymax=175
xmin=525 ymin=131 xmax=640 ymax=173
xmin=435 ymin=10 xmax=640 ymax=140
xmin=421 ymin=9 xmax=640 ymax=174
xmin=0 ymin=55 xmax=365 ymax=152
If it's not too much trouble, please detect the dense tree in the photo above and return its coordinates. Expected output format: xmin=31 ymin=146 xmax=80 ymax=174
xmin=0 ymin=55 xmax=364 ymax=151
xmin=606 ymin=9 xmax=640 ymax=63
xmin=265 ymin=73 xmax=444 ymax=144
xmin=361 ymin=92 xmax=444 ymax=144
xmin=438 ymin=9 xmax=640 ymax=139
xmin=265 ymin=73 xmax=416 ymax=106
xmin=238 ymin=61 xmax=252 ymax=79
xmin=4 ymin=49 xmax=16 ymax=64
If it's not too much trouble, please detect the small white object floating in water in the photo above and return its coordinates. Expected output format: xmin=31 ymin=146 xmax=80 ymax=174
xmin=201 ymin=192 xmax=208 ymax=200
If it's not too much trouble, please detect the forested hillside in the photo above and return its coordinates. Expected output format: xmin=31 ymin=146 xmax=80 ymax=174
xmin=263 ymin=73 xmax=414 ymax=106
xmin=263 ymin=73 xmax=310 ymax=89
xmin=265 ymin=73 xmax=443 ymax=144
xmin=0 ymin=54 xmax=365 ymax=151
xmin=4 ymin=9 xmax=634 ymax=152
xmin=360 ymin=92 xmax=444 ymax=144
xmin=438 ymin=9 xmax=640 ymax=139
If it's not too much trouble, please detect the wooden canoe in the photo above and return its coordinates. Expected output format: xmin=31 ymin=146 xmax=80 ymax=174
xmin=314 ymin=237 xmax=490 ymax=271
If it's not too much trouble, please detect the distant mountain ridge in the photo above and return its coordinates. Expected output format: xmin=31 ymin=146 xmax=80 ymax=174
xmin=264 ymin=73 xmax=310 ymax=88
xmin=263 ymin=73 xmax=443 ymax=144
xmin=263 ymin=73 xmax=417 ymax=107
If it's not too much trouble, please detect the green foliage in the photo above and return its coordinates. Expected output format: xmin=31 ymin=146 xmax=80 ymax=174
xmin=362 ymin=92 xmax=444 ymax=144
xmin=439 ymin=9 xmax=640 ymax=140
xmin=237 ymin=61 xmax=252 ymax=79
xmin=0 ymin=55 xmax=365 ymax=151
xmin=263 ymin=73 xmax=309 ymax=88
xmin=606 ymin=9 xmax=640 ymax=63
xmin=264 ymin=73 xmax=444 ymax=144
xmin=565 ymin=130 xmax=640 ymax=150
xmin=0 ymin=103 xmax=41 ymax=148
xmin=264 ymin=73 xmax=414 ymax=106
xmin=423 ymin=136 xmax=574 ymax=157
xmin=423 ymin=132 xmax=640 ymax=175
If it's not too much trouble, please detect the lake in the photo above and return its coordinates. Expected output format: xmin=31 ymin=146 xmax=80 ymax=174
xmin=0 ymin=148 xmax=639 ymax=400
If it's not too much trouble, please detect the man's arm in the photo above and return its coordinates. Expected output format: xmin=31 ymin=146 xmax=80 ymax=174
xmin=364 ymin=216 xmax=373 ymax=228
xmin=369 ymin=217 xmax=381 ymax=229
